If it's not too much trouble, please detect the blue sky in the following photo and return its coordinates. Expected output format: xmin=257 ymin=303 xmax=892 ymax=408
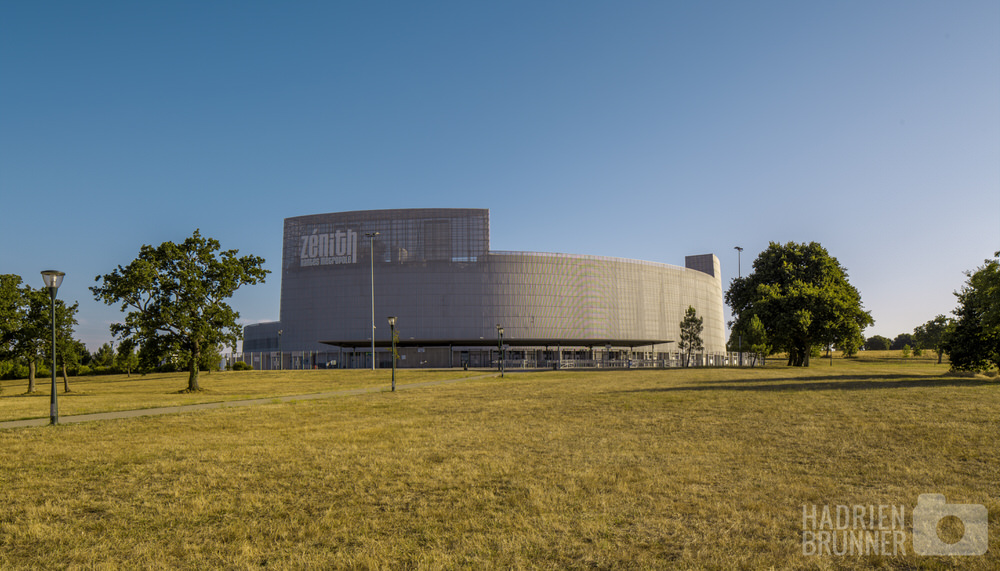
xmin=2 ymin=1 xmax=997 ymax=351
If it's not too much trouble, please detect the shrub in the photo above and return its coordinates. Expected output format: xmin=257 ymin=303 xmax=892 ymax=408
xmin=232 ymin=361 xmax=253 ymax=371
xmin=902 ymin=345 xmax=911 ymax=358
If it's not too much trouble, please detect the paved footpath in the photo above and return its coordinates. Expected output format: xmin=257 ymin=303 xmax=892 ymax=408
xmin=0 ymin=373 xmax=498 ymax=430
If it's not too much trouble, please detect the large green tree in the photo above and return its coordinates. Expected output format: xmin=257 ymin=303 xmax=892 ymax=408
xmin=91 ymin=230 xmax=269 ymax=392
xmin=913 ymin=315 xmax=950 ymax=364
xmin=726 ymin=242 xmax=873 ymax=367
xmin=942 ymin=254 xmax=1000 ymax=372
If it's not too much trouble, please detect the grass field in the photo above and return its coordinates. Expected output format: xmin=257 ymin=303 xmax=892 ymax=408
xmin=0 ymin=369 xmax=481 ymax=422
xmin=0 ymin=361 xmax=997 ymax=569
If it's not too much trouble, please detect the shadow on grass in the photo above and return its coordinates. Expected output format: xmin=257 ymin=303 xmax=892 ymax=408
xmin=619 ymin=374 xmax=998 ymax=393
xmin=4 ymin=390 xmax=94 ymax=398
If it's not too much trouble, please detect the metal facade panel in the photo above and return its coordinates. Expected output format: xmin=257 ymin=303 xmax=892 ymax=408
xmin=248 ymin=209 xmax=725 ymax=353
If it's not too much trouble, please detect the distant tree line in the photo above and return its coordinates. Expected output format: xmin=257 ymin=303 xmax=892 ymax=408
xmin=1 ymin=274 xmax=82 ymax=392
xmin=0 ymin=273 xmax=226 ymax=390
xmin=858 ymin=251 xmax=998 ymax=373
xmin=727 ymin=244 xmax=998 ymax=372
xmin=2 ymin=230 xmax=267 ymax=394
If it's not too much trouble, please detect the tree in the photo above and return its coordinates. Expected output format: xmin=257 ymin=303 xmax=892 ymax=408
xmin=0 ymin=275 xmax=22 ymax=353
xmin=838 ymin=333 xmax=862 ymax=358
xmin=0 ymin=274 xmax=24 ymax=393
xmin=864 ymin=335 xmax=892 ymax=351
xmin=728 ymin=313 xmax=770 ymax=366
xmin=679 ymin=306 xmax=704 ymax=367
xmin=63 ymin=339 xmax=89 ymax=381
xmin=726 ymin=242 xmax=873 ymax=367
xmin=92 ymin=343 xmax=115 ymax=368
xmin=891 ymin=333 xmax=914 ymax=351
xmin=115 ymin=339 xmax=140 ymax=377
xmin=942 ymin=254 xmax=1000 ymax=372
xmin=913 ymin=315 xmax=950 ymax=364
xmin=91 ymin=230 xmax=269 ymax=391
xmin=15 ymin=287 xmax=50 ymax=392
xmin=50 ymin=300 xmax=79 ymax=391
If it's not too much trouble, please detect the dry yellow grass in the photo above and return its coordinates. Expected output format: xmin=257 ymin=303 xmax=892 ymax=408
xmin=0 ymin=361 xmax=997 ymax=569
xmin=0 ymin=369 xmax=479 ymax=421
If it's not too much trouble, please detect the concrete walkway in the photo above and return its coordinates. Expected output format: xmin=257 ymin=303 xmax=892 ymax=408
xmin=0 ymin=373 xmax=498 ymax=430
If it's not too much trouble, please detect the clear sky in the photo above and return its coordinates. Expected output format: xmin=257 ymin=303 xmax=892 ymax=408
xmin=2 ymin=1 xmax=997 ymax=352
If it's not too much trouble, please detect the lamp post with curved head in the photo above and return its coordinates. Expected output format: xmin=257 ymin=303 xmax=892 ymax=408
xmin=388 ymin=316 xmax=397 ymax=391
xmin=496 ymin=324 xmax=504 ymax=378
xmin=40 ymin=270 xmax=65 ymax=425
xmin=365 ymin=231 xmax=380 ymax=371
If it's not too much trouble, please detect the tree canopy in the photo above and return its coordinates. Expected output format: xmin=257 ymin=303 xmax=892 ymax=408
xmin=942 ymin=253 xmax=999 ymax=372
xmin=91 ymin=230 xmax=269 ymax=391
xmin=726 ymin=242 xmax=873 ymax=367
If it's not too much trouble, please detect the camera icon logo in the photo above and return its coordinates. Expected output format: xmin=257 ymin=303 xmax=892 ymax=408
xmin=912 ymin=494 xmax=988 ymax=556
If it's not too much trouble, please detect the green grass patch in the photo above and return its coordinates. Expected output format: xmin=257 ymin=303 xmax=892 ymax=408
xmin=0 ymin=361 xmax=997 ymax=569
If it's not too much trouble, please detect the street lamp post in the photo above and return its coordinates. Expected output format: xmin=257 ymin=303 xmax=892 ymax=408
xmin=496 ymin=324 xmax=504 ymax=378
xmin=734 ymin=246 xmax=743 ymax=367
xmin=365 ymin=231 xmax=380 ymax=371
xmin=41 ymin=270 xmax=65 ymax=425
xmin=388 ymin=316 xmax=397 ymax=391
xmin=277 ymin=329 xmax=283 ymax=370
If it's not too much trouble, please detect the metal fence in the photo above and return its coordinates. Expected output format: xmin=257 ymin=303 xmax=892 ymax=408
xmin=225 ymin=351 xmax=763 ymax=370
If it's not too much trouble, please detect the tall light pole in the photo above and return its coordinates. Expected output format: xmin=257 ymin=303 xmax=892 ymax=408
xmin=734 ymin=246 xmax=743 ymax=367
xmin=388 ymin=316 xmax=397 ymax=391
xmin=277 ymin=329 xmax=283 ymax=370
xmin=496 ymin=324 xmax=504 ymax=378
xmin=41 ymin=270 xmax=65 ymax=425
xmin=366 ymin=231 xmax=380 ymax=371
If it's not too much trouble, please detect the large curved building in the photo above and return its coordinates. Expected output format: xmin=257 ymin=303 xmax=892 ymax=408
xmin=244 ymin=208 xmax=725 ymax=368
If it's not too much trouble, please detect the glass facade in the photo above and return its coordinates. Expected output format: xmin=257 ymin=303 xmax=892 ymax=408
xmin=248 ymin=208 xmax=725 ymax=356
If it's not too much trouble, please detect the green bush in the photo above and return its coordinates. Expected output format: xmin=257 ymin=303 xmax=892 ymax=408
xmin=232 ymin=361 xmax=253 ymax=371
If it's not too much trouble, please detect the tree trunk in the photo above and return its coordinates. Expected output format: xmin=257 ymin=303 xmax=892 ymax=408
xmin=188 ymin=343 xmax=201 ymax=392
xmin=937 ymin=350 xmax=943 ymax=365
xmin=788 ymin=345 xmax=809 ymax=367
xmin=62 ymin=363 xmax=71 ymax=393
xmin=27 ymin=360 xmax=36 ymax=393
